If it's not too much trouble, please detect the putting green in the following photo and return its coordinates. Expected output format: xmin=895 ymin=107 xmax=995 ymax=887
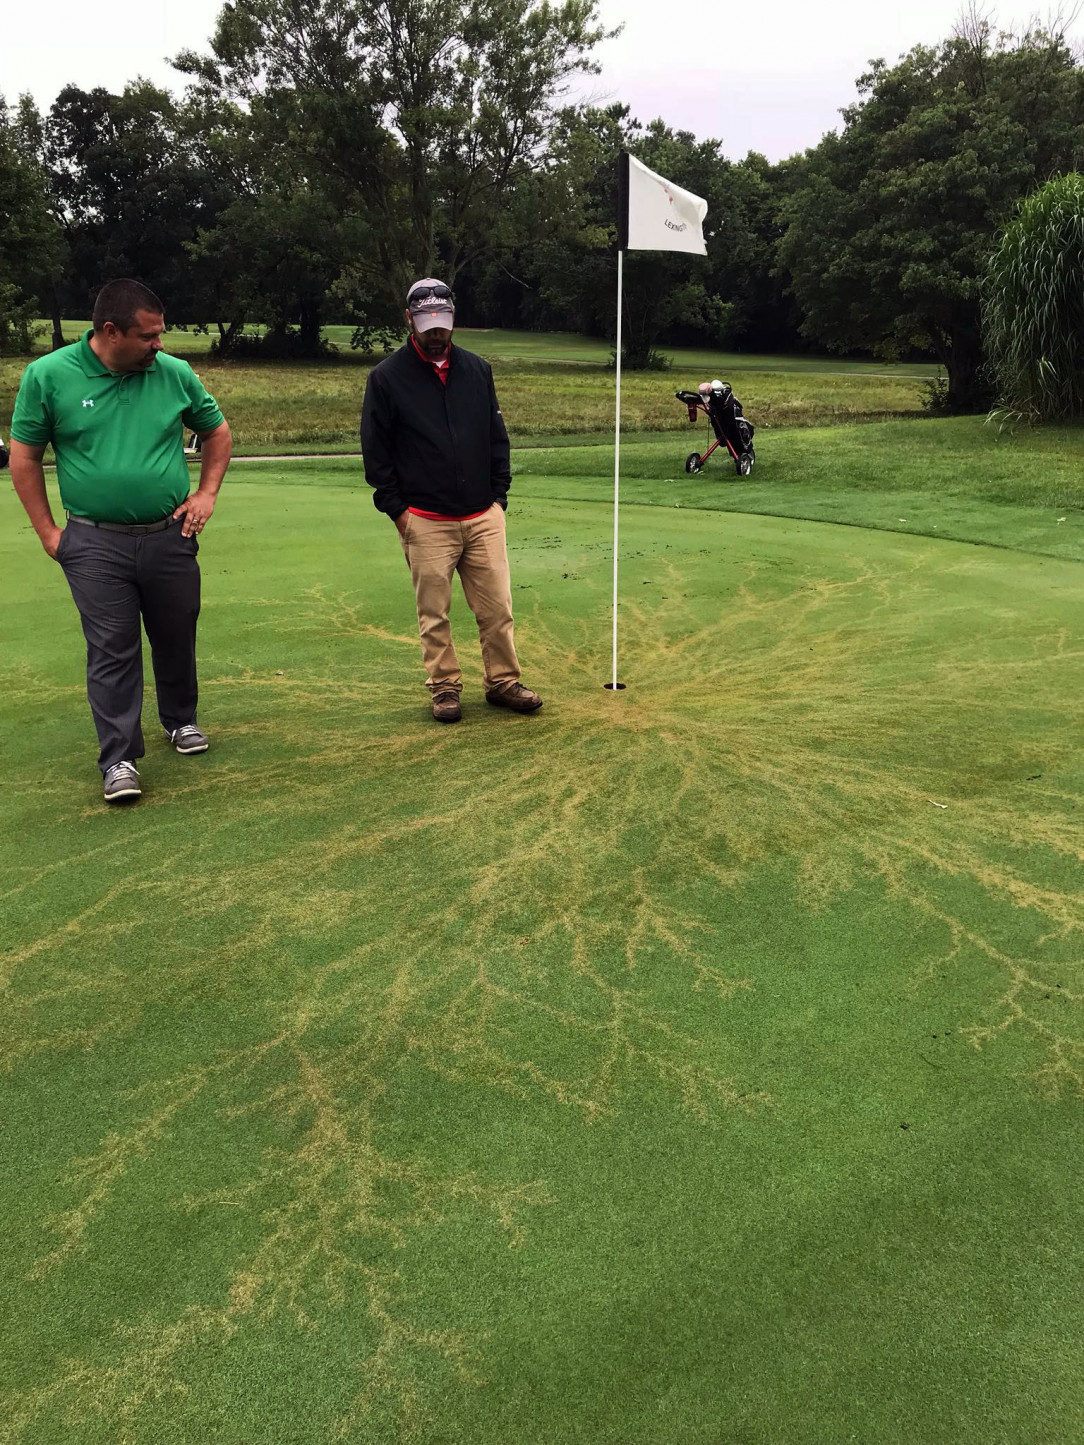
xmin=2 ymin=470 xmax=1083 ymax=1444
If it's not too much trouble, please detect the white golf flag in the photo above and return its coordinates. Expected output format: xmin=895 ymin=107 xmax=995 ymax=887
xmin=619 ymin=152 xmax=708 ymax=256
xmin=607 ymin=153 xmax=709 ymax=691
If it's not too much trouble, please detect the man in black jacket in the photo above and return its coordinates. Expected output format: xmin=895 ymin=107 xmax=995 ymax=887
xmin=361 ymin=278 xmax=543 ymax=723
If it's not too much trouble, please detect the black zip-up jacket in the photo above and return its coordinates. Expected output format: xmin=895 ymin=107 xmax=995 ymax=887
xmin=360 ymin=341 xmax=511 ymax=519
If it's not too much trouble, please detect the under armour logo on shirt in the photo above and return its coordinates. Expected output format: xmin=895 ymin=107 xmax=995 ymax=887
xmin=82 ymin=398 xmax=94 ymax=408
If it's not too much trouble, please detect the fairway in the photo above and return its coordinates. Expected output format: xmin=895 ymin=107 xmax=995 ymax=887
xmin=3 ymin=455 xmax=1084 ymax=1443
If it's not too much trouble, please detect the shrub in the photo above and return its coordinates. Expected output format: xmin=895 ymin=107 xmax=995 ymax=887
xmin=212 ymin=328 xmax=338 ymax=361
xmin=984 ymin=173 xmax=1084 ymax=425
xmin=0 ymin=285 xmax=41 ymax=357
xmin=609 ymin=346 xmax=671 ymax=372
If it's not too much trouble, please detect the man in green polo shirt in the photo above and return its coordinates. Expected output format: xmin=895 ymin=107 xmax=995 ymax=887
xmin=9 ymin=278 xmax=232 ymax=803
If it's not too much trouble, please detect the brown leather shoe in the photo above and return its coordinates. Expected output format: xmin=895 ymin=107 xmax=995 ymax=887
xmin=431 ymin=690 xmax=462 ymax=722
xmin=486 ymin=683 xmax=543 ymax=713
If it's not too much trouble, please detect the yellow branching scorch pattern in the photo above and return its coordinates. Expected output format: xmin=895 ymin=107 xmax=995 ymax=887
xmin=3 ymin=533 xmax=1082 ymax=1441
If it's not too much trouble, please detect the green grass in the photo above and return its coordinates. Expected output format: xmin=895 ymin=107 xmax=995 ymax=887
xmin=222 ymin=414 xmax=1084 ymax=557
xmin=26 ymin=319 xmax=940 ymax=376
xmin=2 ymin=418 xmax=1083 ymax=1443
xmin=3 ymin=326 xmax=936 ymax=453
xmin=511 ymin=414 xmax=1084 ymax=556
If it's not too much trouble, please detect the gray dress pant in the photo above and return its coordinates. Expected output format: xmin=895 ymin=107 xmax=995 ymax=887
xmin=56 ymin=518 xmax=201 ymax=773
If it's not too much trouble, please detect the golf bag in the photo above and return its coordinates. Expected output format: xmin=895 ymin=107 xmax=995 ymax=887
xmin=0 ymin=437 xmax=9 ymax=470
xmin=674 ymin=380 xmax=756 ymax=476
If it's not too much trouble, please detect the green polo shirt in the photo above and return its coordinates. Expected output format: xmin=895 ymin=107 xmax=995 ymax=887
xmin=10 ymin=331 xmax=225 ymax=523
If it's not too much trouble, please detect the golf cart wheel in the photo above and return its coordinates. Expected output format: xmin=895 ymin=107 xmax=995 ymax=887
xmin=738 ymin=453 xmax=753 ymax=477
xmin=685 ymin=452 xmax=702 ymax=475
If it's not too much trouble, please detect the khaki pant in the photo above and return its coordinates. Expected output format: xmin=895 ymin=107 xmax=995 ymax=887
xmin=399 ymin=503 xmax=521 ymax=695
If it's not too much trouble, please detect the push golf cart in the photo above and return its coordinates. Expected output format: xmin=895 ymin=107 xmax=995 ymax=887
xmin=675 ymin=380 xmax=755 ymax=476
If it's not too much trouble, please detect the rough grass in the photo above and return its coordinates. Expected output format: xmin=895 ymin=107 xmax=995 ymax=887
xmin=23 ymin=320 xmax=940 ymax=375
xmin=1 ymin=328 xmax=933 ymax=453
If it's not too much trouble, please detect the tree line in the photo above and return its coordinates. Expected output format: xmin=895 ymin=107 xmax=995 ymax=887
xmin=3 ymin=2 xmax=1084 ymax=410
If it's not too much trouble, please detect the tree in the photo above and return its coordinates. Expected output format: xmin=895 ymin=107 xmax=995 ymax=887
xmin=487 ymin=105 xmax=787 ymax=367
xmin=0 ymin=96 xmax=64 ymax=354
xmin=727 ymin=151 xmax=803 ymax=353
xmin=780 ymin=19 xmax=1084 ymax=409
xmin=174 ymin=0 xmax=612 ymax=312
xmin=186 ymin=175 xmax=380 ymax=352
xmin=171 ymin=79 xmax=399 ymax=352
xmin=37 ymin=81 xmax=237 ymax=324
xmin=984 ymin=171 xmax=1084 ymax=423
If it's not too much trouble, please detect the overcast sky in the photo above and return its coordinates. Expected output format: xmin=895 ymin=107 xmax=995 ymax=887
xmin=2 ymin=0 xmax=1077 ymax=163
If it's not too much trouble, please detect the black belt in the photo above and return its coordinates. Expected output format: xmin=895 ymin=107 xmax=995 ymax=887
xmin=67 ymin=513 xmax=178 ymax=536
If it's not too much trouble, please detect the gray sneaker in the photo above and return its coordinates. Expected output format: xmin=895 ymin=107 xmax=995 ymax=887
xmin=167 ymin=724 xmax=209 ymax=754
xmin=103 ymin=761 xmax=141 ymax=803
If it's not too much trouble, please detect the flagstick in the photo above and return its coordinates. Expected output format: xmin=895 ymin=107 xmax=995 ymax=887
xmin=606 ymin=151 xmax=705 ymax=692
xmin=609 ymin=247 xmax=624 ymax=691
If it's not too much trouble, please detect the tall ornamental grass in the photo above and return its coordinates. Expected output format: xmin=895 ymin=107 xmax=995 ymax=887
xmin=984 ymin=173 xmax=1084 ymax=425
